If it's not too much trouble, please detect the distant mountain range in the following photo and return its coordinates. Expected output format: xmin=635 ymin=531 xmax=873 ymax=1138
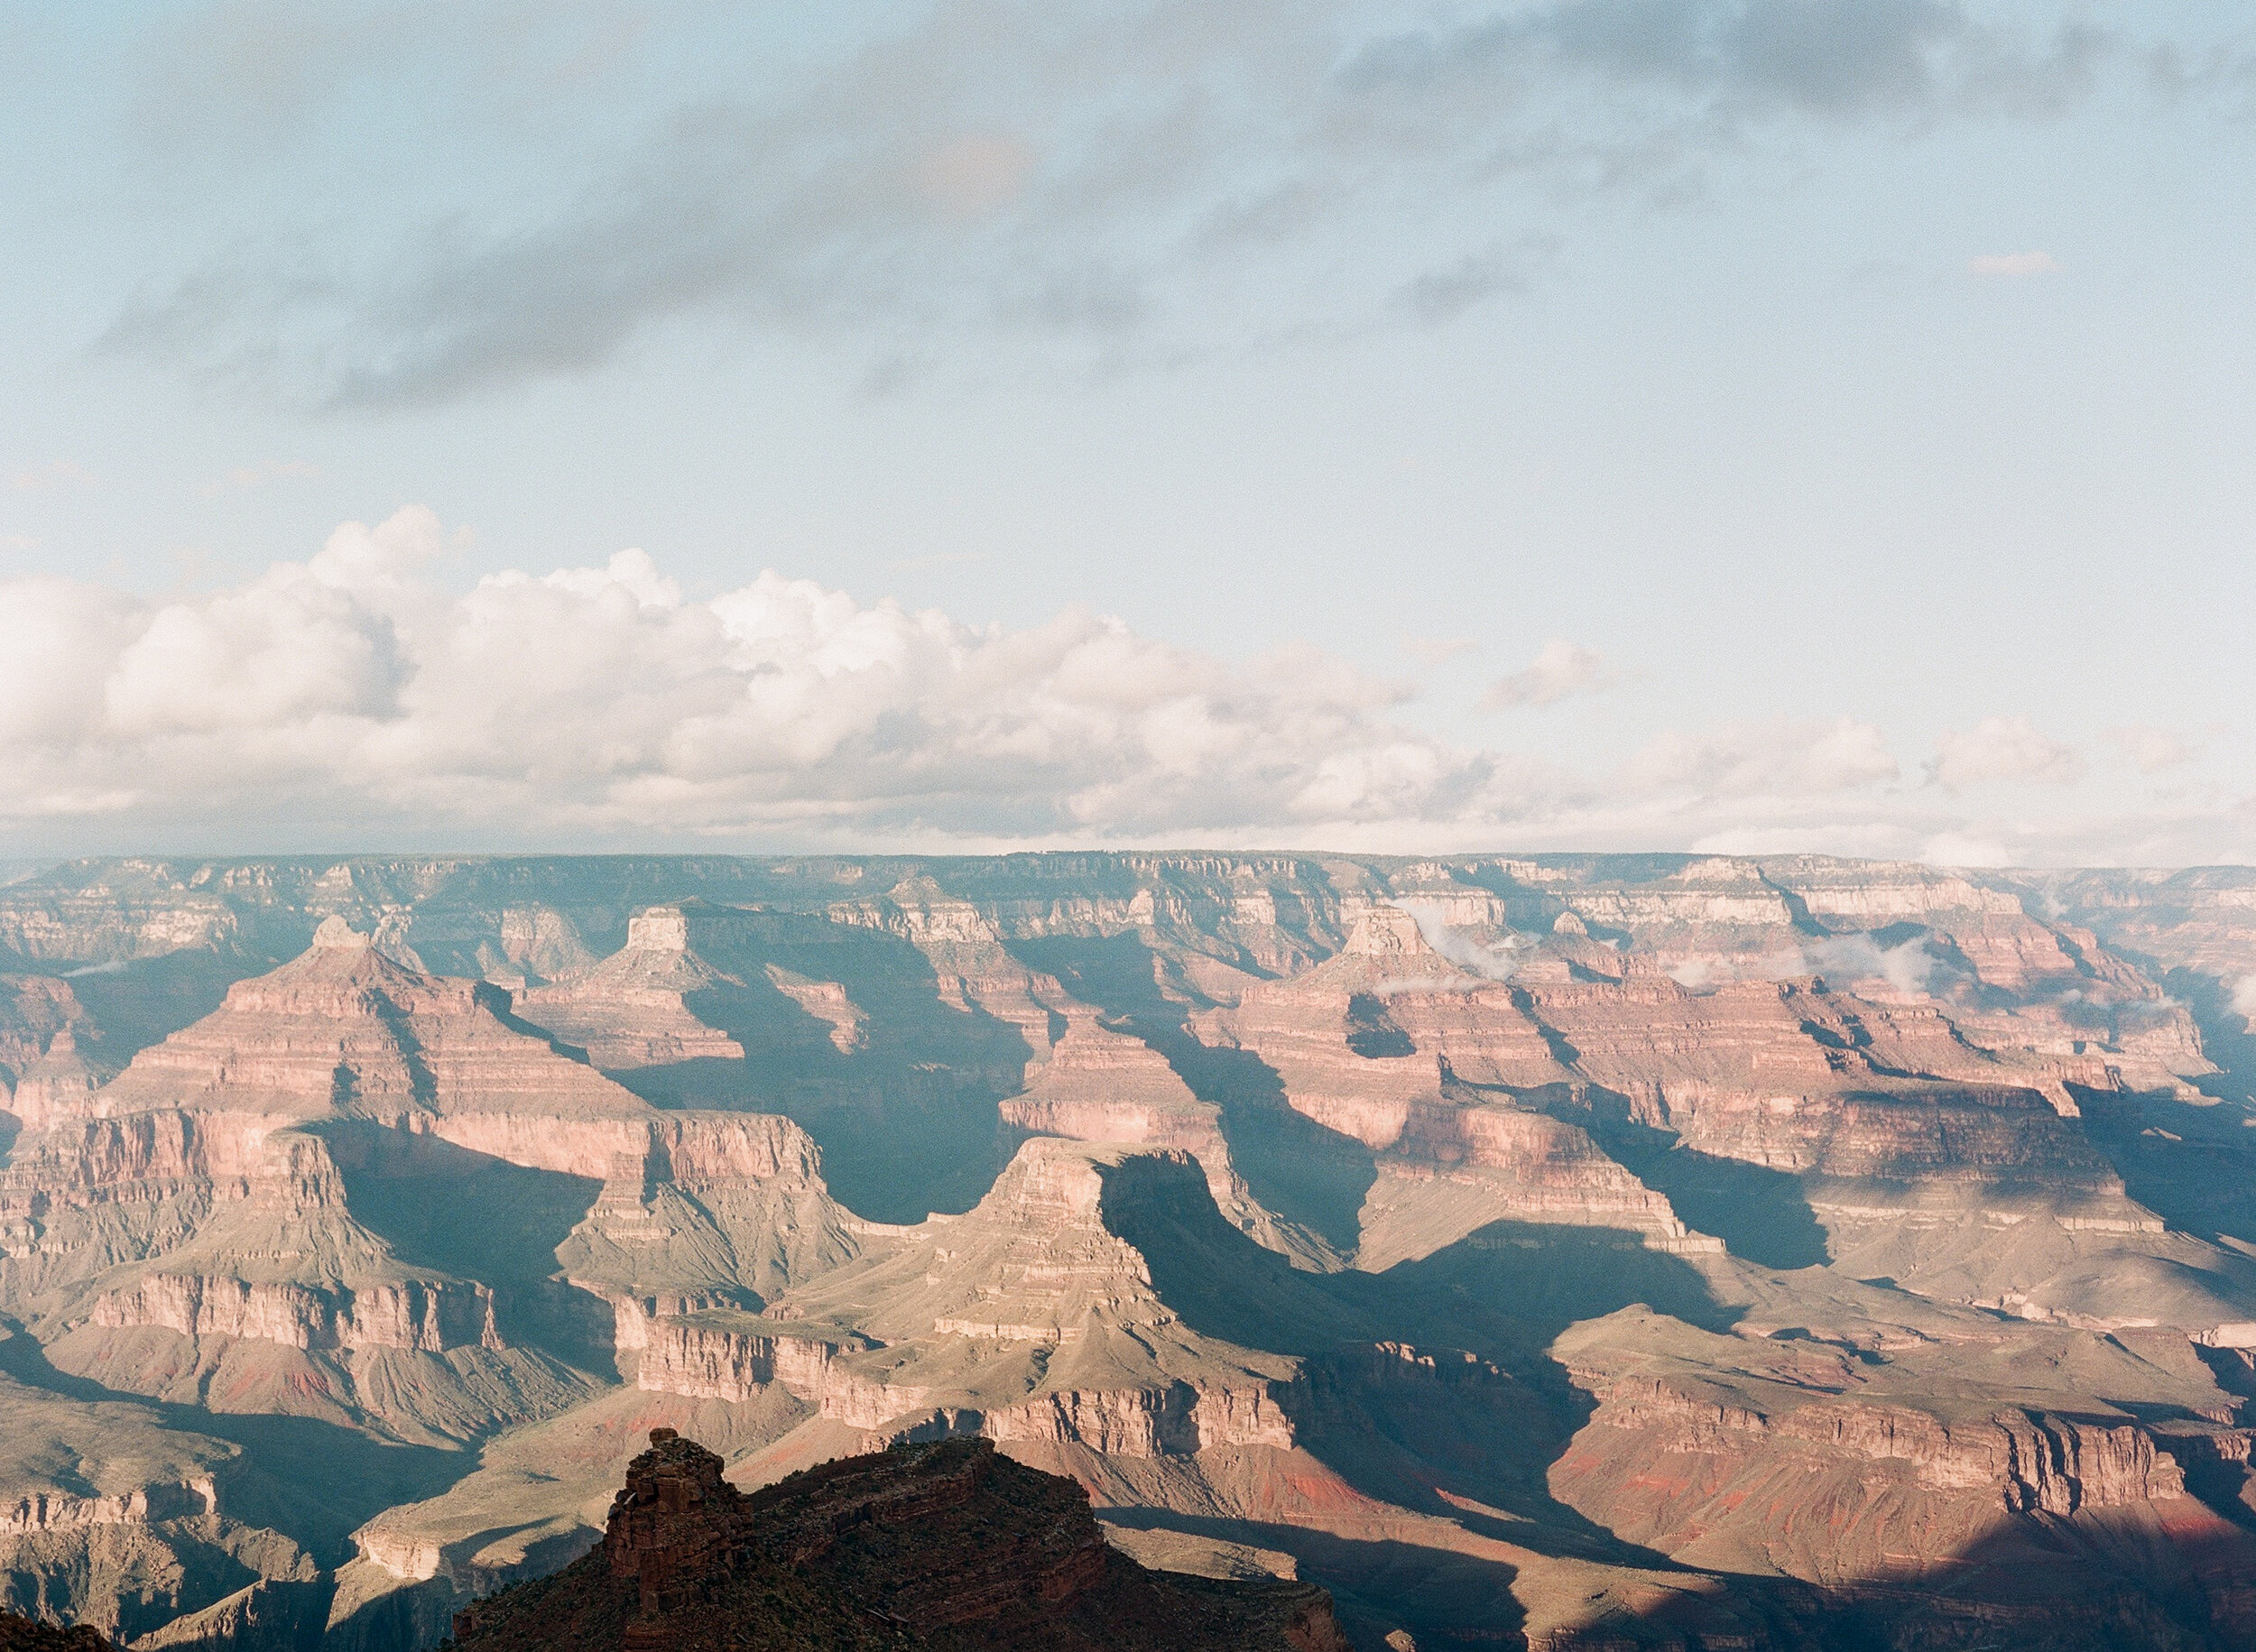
xmin=4 ymin=853 xmax=2256 ymax=1649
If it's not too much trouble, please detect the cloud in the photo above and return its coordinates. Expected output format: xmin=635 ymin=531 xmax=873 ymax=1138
xmin=1388 ymin=899 xmax=1524 ymax=981
xmin=1928 ymin=715 xmax=2085 ymax=789
xmin=1628 ymin=716 xmax=1900 ymax=796
xmin=1342 ymin=1 xmax=2114 ymax=121
xmin=0 ymin=506 xmax=1548 ymax=846
xmin=1394 ymin=239 xmax=1553 ymax=326
xmin=196 ymin=459 xmax=323 ymax=498
xmin=0 ymin=509 xmax=2245 ymax=863
xmin=1969 ymin=250 xmax=2058 ymax=277
xmin=2235 ymin=975 xmax=2256 ymax=1020
xmin=1671 ymin=931 xmax=1941 ymax=994
xmin=2104 ymin=724 xmax=2196 ymax=774
xmin=97 ymin=0 xmax=2149 ymax=407
xmin=1484 ymin=640 xmax=1613 ymax=709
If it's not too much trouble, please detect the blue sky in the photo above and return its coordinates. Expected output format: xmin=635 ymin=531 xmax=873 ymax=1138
xmin=1 ymin=1 xmax=2251 ymax=863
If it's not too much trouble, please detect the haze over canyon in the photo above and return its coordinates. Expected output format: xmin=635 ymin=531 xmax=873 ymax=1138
xmin=5 ymin=5 xmax=2253 ymax=1648
xmin=2 ymin=852 xmax=2256 ymax=1647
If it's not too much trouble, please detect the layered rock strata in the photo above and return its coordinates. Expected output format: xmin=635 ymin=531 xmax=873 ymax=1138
xmin=448 ymin=1429 xmax=1351 ymax=1652
xmin=511 ymin=908 xmax=745 ymax=1070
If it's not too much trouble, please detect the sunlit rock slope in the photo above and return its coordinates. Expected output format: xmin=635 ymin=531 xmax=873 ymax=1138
xmin=3 ymin=854 xmax=2256 ymax=1648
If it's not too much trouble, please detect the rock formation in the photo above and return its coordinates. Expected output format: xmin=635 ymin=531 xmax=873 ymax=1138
xmin=3 ymin=854 xmax=2256 ymax=1650
xmin=0 ymin=1613 xmax=111 ymax=1650
xmin=446 ymin=1428 xmax=1350 ymax=1651
xmin=512 ymin=908 xmax=745 ymax=1071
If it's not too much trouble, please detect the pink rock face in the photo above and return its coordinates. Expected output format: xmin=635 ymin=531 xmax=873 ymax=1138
xmin=0 ymin=976 xmax=97 ymax=1128
xmin=92 ymin=1272 xmax=495 ymax=1354
xmin=11 ymin=854 xmax=2256 ymax=1652
xmin=92 ymin=919 xmax=652 ymax=1136
xmin=1197 ymin=910 xmax=1568 ymax=1153
xmin=999 ymin=1013 xmax=1297 ymax=1243
xmin=513 ymin=908 xmax=747 ymax=1070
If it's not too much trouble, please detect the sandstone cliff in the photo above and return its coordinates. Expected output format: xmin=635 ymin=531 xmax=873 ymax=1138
xmin=4 ymin=854 xmax=2256 ymax=1651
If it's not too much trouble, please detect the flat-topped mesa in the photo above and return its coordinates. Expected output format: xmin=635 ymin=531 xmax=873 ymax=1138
xmin=625 ymin=907 xmax=689 ymax=954
xmin=513 ymin=907 xmax=746 ymax=1071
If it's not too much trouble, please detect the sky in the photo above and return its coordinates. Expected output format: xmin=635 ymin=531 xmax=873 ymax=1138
xmin=1 ymin=0 xmax=2251 ymax=865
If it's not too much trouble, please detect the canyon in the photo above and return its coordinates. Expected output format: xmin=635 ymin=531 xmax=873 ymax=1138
xmin=1 ymin=854 xmax=2255 ymax=1647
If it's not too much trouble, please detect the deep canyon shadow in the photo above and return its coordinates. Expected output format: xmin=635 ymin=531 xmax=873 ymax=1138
xmin=0 ymin=1326 xmax=468 ymax=1564
xmin=1013 ymin=932 xmax=1376 ymax=1253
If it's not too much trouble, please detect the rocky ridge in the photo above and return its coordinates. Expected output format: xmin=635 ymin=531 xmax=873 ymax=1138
xmin=5 ymin=855 xmax=2256 ymax=1648
xmin=444 ymin=1427 xmax=1350 ymax=1651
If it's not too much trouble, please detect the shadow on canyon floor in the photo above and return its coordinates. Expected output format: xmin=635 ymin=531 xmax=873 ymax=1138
xmin=2166 ymin=967 xmax=2256 ymax=1107
xmin=315 ymin=1123 xmax=616 ymax=1374
xmin=1097 ymin=1153 xmax=1735 ymax=1569
xmin=1012 ymin=933 xmax=1377 ymax=1254
xmin=1587 ymin=1128 xmax=1832 ymax=1270
xmin=0 ymin=1327 xmax=472 ymax=1564
xmin=10 ymin=947 xmax=252 ymax=1075
xmin=612 ymin=909 xmax=1035 ymax=1223
xmin=1100 ymin=1513 xmax=1530 ymax=1652
xmin=2072 ymin=1081 xmax=2256 ymax=1250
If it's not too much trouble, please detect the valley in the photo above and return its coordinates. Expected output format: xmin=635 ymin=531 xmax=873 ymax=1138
xmin=4 ymin=853 xmax=2256 ymax=1649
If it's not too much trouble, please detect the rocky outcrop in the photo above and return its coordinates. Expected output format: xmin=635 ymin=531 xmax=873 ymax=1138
xmin=90 ymin=1273 xmax=495 ymax=1354
xmin=9 ymin=854 xmax=2256 ymax=1652
xmin=0 ymin=1481 xmax=215 ymax=1537
xmin=88 ymin=919 xmax=652 ymax=1144
xmin=1546 ymin=1306 xmax=2256 ymax=1643
xmin=729 ymin=1140 xmax=1308 ymax=1463
xmin=628 ymin=1312 xmax=862 ymax=1405
xmin=0 ymin=979 xmax=98 ymax=1133
xmin=0 ymin=1612 xmax=112 ymax=1650
xmin=998 ymin=1011 xmax=1302 ymax=1248
xmin=512 ymin=908 xmax=744 ymax=1070
xmin=448 ymin=1430 xmax=1350 ymax=1651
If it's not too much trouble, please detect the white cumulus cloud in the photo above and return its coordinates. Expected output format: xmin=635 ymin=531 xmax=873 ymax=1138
xmin=1483 ymin=640 xmax=1613 ymax=709
xmin=1928 ymin=715 xmax=2085 ymax=789
xmin=1628 ymin=717 xmax=1900 ymax=797
xmin=0 ymin=508 xmax=1547 ymax=847
xmin=0 ymin=510 xmax=2245 ymax=864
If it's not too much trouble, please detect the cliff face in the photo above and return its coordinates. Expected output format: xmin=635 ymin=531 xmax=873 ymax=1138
xmin=448 ymin=1429 xmax=1350 ymax=1652
xmin=1548 ymin=1306 xmax=2256 ymax=1646
xmin=6 ymin=854 xmax=2256 ymax=1651
xmin=512 ymin=909 xmax=746 ymax=1071
xmin=680 ymin=1139 xmax=1305 ymax=1463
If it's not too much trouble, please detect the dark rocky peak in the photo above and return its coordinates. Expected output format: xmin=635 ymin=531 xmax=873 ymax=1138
xmin=450 ymin=1429 xmax=1348 ymax=1651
